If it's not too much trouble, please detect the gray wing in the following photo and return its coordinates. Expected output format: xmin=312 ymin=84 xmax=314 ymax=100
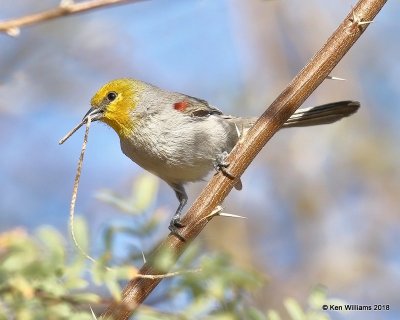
xmin=185 ymin=96 xmax=223 ymax=117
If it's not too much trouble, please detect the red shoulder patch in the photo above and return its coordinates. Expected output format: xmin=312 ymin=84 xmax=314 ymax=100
xmin=173 ymin=100 xmax=189 ymax=112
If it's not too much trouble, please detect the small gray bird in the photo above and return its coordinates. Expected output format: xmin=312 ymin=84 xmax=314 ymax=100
xmin=64 ymin=79 xmax=360 ymax=231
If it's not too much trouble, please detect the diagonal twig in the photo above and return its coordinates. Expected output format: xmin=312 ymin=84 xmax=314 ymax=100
xmin=0 ymin=0 xmax=145 ymax=36
xmin=99 ymin=0 xmax=387 ymax=319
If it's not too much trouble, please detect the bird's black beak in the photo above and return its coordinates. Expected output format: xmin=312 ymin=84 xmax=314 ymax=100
xmin=82 ymin=107 xmax=104 ymax=122
xmin=59 ymin=107 xmax=104 ymax=145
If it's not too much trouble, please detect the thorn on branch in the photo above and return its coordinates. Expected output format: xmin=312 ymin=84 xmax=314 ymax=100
xmin=60 ymin=0 xmax=75 ymax=10
xmin=234 ymin=123 xmax=242 ymax=140
xmin=141 ymin=250 xmax=146 ymax=264
xmin=218 ymin=212 xmax=247 ymax=220
xmin=90 ymin=306 xmax=98 ymax=319
xmin=202 ymin=206 xmax=247 ymax=222
xmin=203 ymin=206 xmax=223 ymax=222
xmin=326 ymin=75 xmax=346 ymax=81
xmin=350 ymin=6 xmax=374 ymax=29
xmin=6 ymin=27 xmax=20 ymax=37
xmin=137 ymin=268 xmax=202 ymax=280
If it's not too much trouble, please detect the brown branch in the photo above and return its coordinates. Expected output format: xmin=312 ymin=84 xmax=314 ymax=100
xmin=101 ymin=0 xmax=387 ymax=319
xmin=0 ymin=0 xmax=145 ymax=36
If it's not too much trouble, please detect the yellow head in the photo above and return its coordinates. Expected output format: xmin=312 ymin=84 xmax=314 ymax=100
xmin=88 ymin=78 xmax=144 ymax=138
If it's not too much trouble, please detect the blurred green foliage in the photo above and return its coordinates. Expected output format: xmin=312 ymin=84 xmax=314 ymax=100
xmin=0 ymin=174 xmax=338 ymax=319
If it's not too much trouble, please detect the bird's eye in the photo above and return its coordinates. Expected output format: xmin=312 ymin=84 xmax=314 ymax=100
xmin=107 ymin=91 xmax=117 ymax=101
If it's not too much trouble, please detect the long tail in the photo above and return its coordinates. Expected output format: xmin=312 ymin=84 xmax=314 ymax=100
xmin=282 ymin=100 xmax=360 ymax=128
xmin=226 ymin=100 xmax=359 ymax=141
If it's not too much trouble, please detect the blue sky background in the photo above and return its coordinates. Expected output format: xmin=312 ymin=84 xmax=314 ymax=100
xmin=1 ymin=1 xmax=399 ymax=319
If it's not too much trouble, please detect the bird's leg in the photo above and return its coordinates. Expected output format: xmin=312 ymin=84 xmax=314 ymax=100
xmin=168 ymin=183 xmax=188 ymax=235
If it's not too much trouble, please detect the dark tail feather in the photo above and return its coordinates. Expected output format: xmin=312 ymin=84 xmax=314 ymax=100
xmin=282 ymin=101 xmax=360 ymax=128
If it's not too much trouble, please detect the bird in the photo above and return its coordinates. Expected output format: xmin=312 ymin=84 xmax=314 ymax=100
xmin=62 ymin=78 xmax=360 ymax=232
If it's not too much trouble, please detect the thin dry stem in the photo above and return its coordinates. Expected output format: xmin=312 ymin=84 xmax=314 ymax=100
xmin=59 ymin=121 xmax=85 ymax=145
xmin=69 ymin=117 xmax=97 ymax=263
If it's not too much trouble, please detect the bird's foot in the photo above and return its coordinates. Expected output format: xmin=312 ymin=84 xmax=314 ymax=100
xmin=214 ymin=151 xmax=243 ymax=190
xmin=214 ymin=151 xmax=235 ymax=179
xmin=168 ymin=214 xmax=186 ymax=241
xmin=169 ymin=214 xmax=185 ymax=229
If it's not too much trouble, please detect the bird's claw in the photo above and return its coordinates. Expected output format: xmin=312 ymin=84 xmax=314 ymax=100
xmin=169 ymin=215 xmax=185 ymax=229
xmin=214 ymin=151 xmax=235 ymax=180
xmin=168 ymin=215 xmax=186 ymax=241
